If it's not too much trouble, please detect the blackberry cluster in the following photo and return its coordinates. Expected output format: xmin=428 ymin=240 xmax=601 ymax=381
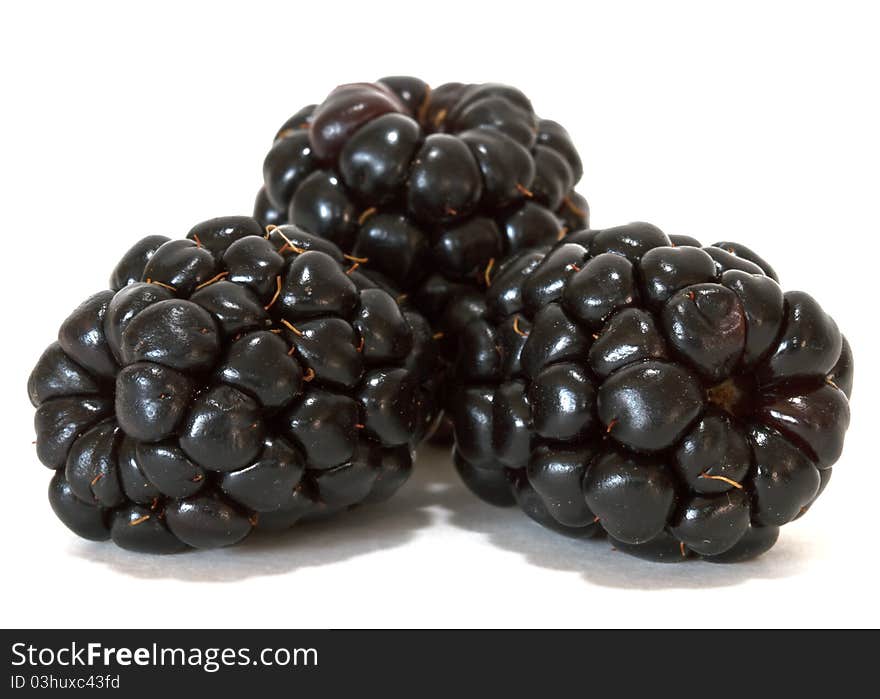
xmin=451 ymin=223 xmax=852 ymax=562
xmin=253 ymin=77 xmax=589 ymax=331
xmin=28 ymin=78 xmax=853 ymax=565
xmin=29 ymin=216 xmax=435 ymax=552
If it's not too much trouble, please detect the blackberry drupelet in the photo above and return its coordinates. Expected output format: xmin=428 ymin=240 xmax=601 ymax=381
xmin=451 ymin=223 xmax=852 ymax=562
xmin=254 ymin=77 xmax=589 ymax=329
xmin=29 ymin=217 xmax=436 ymax=553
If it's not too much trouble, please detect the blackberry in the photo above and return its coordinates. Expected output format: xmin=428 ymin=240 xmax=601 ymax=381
xmin=451 ymin=223 xmax=852 ymax=562
xmin=254 ymin=78 xmax=588 ymax=442
xmin=29 ymin=217 xmax=436 ymax=553
xmin=254 ymin=77 xmax=589 ymax=328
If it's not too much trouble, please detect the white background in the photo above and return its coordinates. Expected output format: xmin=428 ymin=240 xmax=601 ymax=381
xmin=1 ymin=0 xmax=877 ymax=628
